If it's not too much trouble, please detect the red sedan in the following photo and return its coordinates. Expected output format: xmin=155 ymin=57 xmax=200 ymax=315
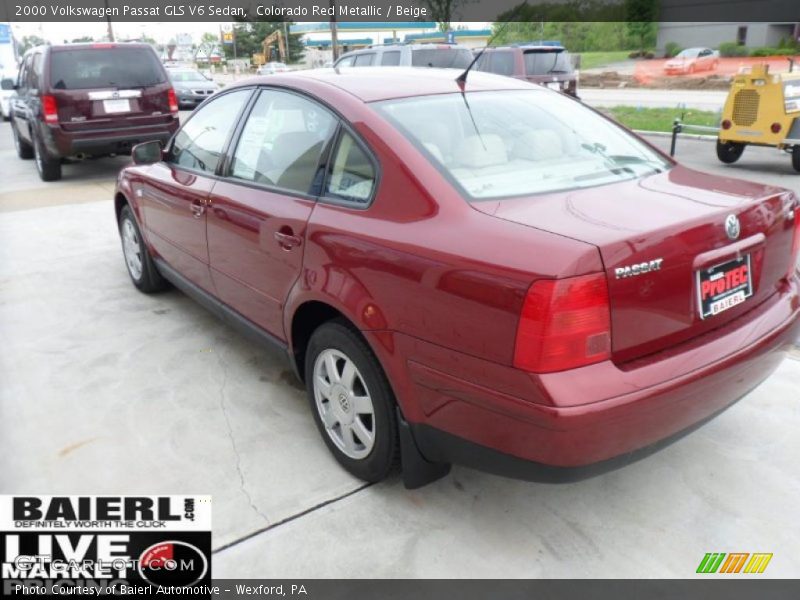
xmin=115 ymin=68 xmax=800 ymax=487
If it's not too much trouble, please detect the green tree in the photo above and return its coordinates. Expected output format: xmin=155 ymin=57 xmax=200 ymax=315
xmin=18 ymin=35 xmax=46 ymax=54
xmin=70 ymin=35 xmax=94 ymax=43
xmin=625 ymin=0 xmax=658 ymax=55
xmin=223 ymin=22 xmax=304 ymax=64
xmin=421 ymin=0 xmax=469 ymax=32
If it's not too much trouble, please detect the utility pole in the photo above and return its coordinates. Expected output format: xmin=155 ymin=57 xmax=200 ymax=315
xmin=329 ymin=0 xmax=339 ymax=60
xmin=283 ymin=21 xmax=289 ymax=63
xmin=104 ymin=0 xmax=115 ymax=41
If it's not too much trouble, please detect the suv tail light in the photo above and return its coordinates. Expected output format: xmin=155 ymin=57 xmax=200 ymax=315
xmin=513 ymin=273 xmax=611 ymax=373
xmin=42 ymin=95 xmax=59 ymax=124
xmin=167 ymin=88 xmax=179 ymax=114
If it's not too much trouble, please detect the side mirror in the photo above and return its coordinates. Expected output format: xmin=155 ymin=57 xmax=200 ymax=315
xmin=1 ymin=78 xmax=14 ymax=91
xmin=131 ymin=140 xmax=163 ymax=165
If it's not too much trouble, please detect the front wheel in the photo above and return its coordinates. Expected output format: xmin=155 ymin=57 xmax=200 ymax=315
xmin=305 ymin=320 xmax=399 ymax=483
xmin=792 ymin=146 xmax=800 ymax=173
xmin=118 ymin=205 xmax=167 ymax=293
xmin=12 ymin=122 xmax=34 ymax=159
xmin=717 ymin=140 xmax=745 ymax=164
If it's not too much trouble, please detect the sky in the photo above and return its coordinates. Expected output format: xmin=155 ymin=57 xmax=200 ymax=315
xmin=10 ymin=21 xmax=222 ymax=45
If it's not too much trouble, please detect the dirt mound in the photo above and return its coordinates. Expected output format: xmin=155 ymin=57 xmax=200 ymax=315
xmin=581 ymin=72 xmax=731 ymax=90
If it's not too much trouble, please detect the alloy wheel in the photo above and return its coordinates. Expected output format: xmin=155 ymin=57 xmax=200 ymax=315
xmin=312 ymin=348 xmax=376 ymax=460
xmin=121 ymin=218 xmax=144 ymax=280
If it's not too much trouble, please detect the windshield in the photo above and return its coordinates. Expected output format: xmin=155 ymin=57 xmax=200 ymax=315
xmin=170 ymin=70 xmax=206 ymax=82
xmin=374 ymin=90 xmax=671 ymax=200
xmin=676 ymin=49 xmax=701 ymax=58
xmin=411 ymin=48 xmax=472 ymax=69
xmin=50 ymin=47 xmax=166 ymax=89
xmin=524 ymin=50 xmax=573 ymax=75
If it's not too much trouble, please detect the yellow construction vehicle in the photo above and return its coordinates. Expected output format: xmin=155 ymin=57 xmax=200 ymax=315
xmin=717 ymin=60 xmax=800 ymax=172
xmin=252 ymin=30 xmax=286 ymax=67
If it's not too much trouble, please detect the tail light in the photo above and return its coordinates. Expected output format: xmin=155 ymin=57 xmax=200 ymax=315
xmin=513 ymin=273 xmax=611 ymax=373
xmin=167 ymin=88 xmax=178 ymax=114
xmin=42 ymin=95 xmax=58 ymax=124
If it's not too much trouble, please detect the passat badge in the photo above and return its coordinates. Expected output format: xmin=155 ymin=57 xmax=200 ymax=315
xmin=725 ymin=214 xmax=741 ymax=240
xmin=615 ymin=258 xmax=664 ymax=279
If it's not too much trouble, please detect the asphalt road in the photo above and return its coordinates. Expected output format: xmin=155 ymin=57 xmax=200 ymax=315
xmin=1 ymin=119 xmax=799 ymax=578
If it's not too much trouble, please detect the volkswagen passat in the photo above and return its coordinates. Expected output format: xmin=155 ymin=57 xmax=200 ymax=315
xmin=115 ymin=69 xmax=800 ymax=487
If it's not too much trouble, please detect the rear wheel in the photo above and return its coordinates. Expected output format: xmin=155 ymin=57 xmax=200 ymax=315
xmin=33 ymin=134 xmax=62 ymax=181
xmin=716 ymin=140 xmax=745 ymax=164
xmin=305 ymin=320 xmax=399 ymax=483
xmin=119 ymin=204 xmax=167 ymax=293
xmin=12 ymin=122 xmax=34 ymax=159
xmin=792 ymin=146 xmax=800 ymax=173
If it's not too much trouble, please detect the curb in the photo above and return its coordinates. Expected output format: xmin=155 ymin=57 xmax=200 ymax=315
xmin=634 ymin=129 xmax=718 ymax=141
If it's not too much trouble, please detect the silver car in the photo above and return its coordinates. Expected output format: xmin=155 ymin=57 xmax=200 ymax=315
xmin=334 ymin=43 xmax=473 ymax=69
xmin=167 ymin=68 xmax=219 ymax=110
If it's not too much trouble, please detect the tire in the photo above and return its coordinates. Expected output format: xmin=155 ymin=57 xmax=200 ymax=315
xmin=12 ymin=121 xmax=34 ymax=159
xmin=792 ymin=146 xmax=800 ymax=173
xmin=33 ymin=133 xmax=62 ymax=181
xmin=305 ymin=320 xmax=399 ymax=483
xmin=716 ymin=140 xmax=745 ymax=164
xmin=118 ymin=204 xmax=167 ymax=293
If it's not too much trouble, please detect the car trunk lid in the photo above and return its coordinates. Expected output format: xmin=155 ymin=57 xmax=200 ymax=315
xmin=473 ymin=166 xmax=796 ymax=363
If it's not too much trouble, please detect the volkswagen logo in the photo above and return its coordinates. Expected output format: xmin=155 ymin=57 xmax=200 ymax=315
xmin=725 ymin=214 xmax=740 ymax=240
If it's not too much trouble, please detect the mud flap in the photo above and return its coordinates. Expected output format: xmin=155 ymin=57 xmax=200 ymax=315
xmin=397 ymin=407 xmax=451 ymax=489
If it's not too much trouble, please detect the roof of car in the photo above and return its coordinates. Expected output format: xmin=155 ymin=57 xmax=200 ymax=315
xmin=232 ymin=67 xmax=535 ymax=103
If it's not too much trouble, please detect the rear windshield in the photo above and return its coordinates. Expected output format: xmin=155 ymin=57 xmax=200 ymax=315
xmin=374 ymin=90 xmax=671 ymax=200
xmin=411 ymin=48 xmax=472 ymax=69
xmin=524 ymin=50 xmax=573 ymax=76
xmin=50 ymin=47 xmax=166 ymax=90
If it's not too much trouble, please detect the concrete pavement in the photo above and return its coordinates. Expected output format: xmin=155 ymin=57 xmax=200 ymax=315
xmin=0 ymin=119 xmax=799 ymax=578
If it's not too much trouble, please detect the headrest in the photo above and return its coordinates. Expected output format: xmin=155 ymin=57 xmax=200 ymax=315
xmin=454 ymin=134 xmax=508 ymax=169
xmin=512 ymin=130 xmax=564 ymax=161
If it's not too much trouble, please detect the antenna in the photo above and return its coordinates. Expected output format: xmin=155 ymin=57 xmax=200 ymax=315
xmin=456 ymin=0 xmax=529 ymax=89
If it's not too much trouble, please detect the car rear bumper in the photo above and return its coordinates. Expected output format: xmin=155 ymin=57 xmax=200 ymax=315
xmin=42 ymin=120 xmax=178 ymax=157
xmin=379 ymin=276 xmax=800 ymax=479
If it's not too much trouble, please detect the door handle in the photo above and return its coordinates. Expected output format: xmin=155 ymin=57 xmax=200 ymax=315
xmin=190 ymin=199 xmax=205 ymax=218
xmin=274 ymin=229 xmax=302 ymax=250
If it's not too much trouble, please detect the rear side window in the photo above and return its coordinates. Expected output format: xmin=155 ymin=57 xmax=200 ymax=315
xmin=170 ymin=89 xmax=250 ymax=174
xmin=488 ymin=51 xmax=514 ymax=76
xmin=380 ymin=51 xmax=401 ymax=66
xmin=50 ymin=47 xmax=166 ymax=90
xmin=325 ymin=132 xmax=376 ymax=204
xmin=353 ymin=53 xmax=375 ymax=67
xmin=411 ymin=48 xmax=472 ymax=68
xmin=230 ymin=89 xmax=336 ymax=194
xmin=524 ymin=50 xmax=573 ymax=76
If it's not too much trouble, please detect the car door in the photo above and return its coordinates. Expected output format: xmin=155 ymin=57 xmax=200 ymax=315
xmin=206 ymin=88 xmax=338 ymax=338
xmin=139 ymin=88 xmax=252 ymax=292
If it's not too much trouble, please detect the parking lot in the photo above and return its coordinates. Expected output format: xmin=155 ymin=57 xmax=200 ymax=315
xmin=1 ymin=115 xmax=799 ymax=578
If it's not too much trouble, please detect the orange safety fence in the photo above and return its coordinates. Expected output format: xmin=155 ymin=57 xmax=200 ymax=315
xmin=632 ymin=56 xmax=800 ymax=86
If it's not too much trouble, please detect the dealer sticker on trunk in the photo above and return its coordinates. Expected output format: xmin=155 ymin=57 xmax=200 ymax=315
xmin=696 ymin=254 xmax=753 ymax=319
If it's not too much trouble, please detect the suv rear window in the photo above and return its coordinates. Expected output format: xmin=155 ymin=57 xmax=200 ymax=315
xmin=524 ymin=50 xmax=573 ymax=76
xmin=50 ymin=47 xmax=166 ymax=90
xmin=411 ymin=48 xmax=472 ymax=69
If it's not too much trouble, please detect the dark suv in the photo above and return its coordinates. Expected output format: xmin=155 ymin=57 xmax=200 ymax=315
xmin=10 ymin=43 xmax=179 ymax=181
xmin=475 ymin=44 xmax=578 ymax=97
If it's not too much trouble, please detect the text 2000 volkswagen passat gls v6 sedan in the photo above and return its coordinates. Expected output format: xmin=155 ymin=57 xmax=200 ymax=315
xmin=115 ymin=68 xmax=800 ymax=487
